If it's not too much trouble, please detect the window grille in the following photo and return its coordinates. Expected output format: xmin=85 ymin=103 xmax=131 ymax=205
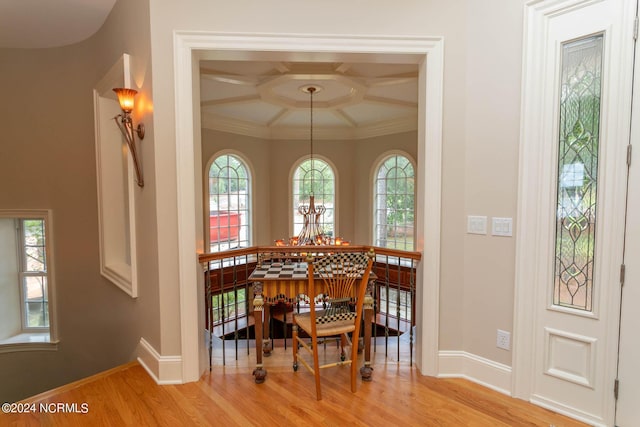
xmin=374 ymin=155 xmax=415 ymax=250
xmin=208 ymin=154 xmax=251 ymax=252
xmin=292 ymin=158 xmax=335 ymax=238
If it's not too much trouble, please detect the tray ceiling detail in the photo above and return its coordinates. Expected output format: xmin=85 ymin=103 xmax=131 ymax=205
xmin=200 ymin=61 xmax=418 ymax=140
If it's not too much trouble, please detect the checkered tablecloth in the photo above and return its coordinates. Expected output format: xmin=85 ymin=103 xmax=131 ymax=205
xmin=249 ymin=262 xmax=315 ymax=280
xmin=249 ymin=261 xmax=370 ymax=281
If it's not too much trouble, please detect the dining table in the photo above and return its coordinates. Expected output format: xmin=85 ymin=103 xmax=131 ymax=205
xmin=248 ymin=260 xmax=376 ymax=384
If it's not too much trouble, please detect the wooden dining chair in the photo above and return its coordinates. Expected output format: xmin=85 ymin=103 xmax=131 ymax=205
xmin=292 ymin=249 xmax=375 ymax=400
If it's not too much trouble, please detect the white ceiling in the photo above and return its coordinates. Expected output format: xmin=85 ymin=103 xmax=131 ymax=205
xmin=0 ymin=0 xmax=116 ymax=48
xmin=200 ymin=60 xmax=418 ymax=140
xmin=0 ymin=1 xmax=418 ymax=140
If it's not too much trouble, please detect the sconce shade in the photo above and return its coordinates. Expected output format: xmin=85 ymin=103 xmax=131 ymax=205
xmin=112 ymin=87 xmax=145 ymax=187
xmin=113 ymin=88 xmax=138 ymax=113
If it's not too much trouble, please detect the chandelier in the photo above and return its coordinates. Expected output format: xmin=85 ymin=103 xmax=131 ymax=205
xmin=275 ymin=85 xmax=347 ymax=247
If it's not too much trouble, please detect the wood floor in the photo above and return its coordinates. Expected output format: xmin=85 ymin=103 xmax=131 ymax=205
xmin=4 ymin=339 xmax=587 ymax=426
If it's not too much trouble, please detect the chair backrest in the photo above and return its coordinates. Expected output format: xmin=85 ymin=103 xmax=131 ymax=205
xmin=306 ymin=250 xmax=374 ymax=327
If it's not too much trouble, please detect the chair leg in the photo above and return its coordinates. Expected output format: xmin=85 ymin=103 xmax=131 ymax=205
xmin=350 ymin=333 xmax=359 ymax=393
xmin=292 ymin=324 xmax=298 ymax=371
xmin=340 ymin=334 xmax=348 ymax=361
xmin=312 ymin=334 xmax=322 ymax=400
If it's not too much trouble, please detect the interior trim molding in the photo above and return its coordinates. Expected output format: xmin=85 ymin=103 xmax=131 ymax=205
xmin=530 ymin=395 xmax=605 ymax=427
xmin=93 ymin=53 xmax=139 ymax=298
xmin=201 ymin=112 xmax=417 ymax=140
xmin=137 ymin=338 xmax=183 ymax=385
xmin=438 ymin=350 xmax=512 ymax=396
xmin=0 ymin=340 xmax=59 ymax=354
xmin=174 ymin=31 xmax=444 ymax=382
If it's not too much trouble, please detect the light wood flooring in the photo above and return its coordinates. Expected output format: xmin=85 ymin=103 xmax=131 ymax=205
xmin=3 ymin=338 xmax=588 ymax=426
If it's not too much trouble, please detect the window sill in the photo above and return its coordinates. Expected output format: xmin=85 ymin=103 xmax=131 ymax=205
xmin=0 ymin=333 xmax=59 ymax=354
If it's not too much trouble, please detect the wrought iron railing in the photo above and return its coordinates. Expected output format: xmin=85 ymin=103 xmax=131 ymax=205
xmin=198 ymin=245 xmax=421 ymax=369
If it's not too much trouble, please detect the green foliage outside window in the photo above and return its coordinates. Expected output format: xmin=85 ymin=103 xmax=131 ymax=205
xmin=212 ymin=288 xmax=247 ymax=324
xmin=295 ymin=159 xmax=334 ymax=203
xmin=375 ymin=155 xmax=415 ymax=250
xmin=384 ymin=164 xmax=414 ymax=227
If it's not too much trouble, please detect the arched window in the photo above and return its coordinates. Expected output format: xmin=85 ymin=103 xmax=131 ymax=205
xmin=374 ymin=154 xmax=415 ymax=250
xmin=292 ymin=158 xmax=335 ymax=239
xmin=208 ymin=154 xmax=251 ymax=252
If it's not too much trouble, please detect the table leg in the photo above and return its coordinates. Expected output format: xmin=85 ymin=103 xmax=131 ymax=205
xmin=360 ymin=280 xmax=374 ymax=381
xmin=252 ymin=283 xmax=267 ymax=383
xmin=263 ymin=302 xmax=272 ymax=357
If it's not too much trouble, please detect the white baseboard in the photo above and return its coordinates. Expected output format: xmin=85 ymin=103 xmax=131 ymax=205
xmin=438 ymin=350 xmax=512 ymax=396
xmin=137 ymin=337 xmax=183 ymax=384
xmin=530 ymin=394 xmax=605 ymax=427
xmin=438 ymin=352 xmax=606 ymax=425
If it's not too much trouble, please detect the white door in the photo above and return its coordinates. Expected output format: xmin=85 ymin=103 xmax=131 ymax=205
xmin=515 ymin=1 xmax=636 ymax=425
xmin=616 ymin=12 xmax=640 ymax=423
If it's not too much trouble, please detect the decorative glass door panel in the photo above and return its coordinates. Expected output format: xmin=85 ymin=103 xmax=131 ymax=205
xmin=554 ymin=35 xmax=603 ymax=312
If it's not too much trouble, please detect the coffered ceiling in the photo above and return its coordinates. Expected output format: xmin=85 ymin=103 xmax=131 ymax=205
xmin=200 ymin=60 xmax=418 ymax=140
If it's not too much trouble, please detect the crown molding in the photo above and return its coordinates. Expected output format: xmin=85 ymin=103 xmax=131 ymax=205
xmin=201 ymin=112 xmax=417 ymax=140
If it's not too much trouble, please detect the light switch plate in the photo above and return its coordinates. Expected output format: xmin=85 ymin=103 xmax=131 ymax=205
xmin=492 ymin=217 xmax=513 ymax=237
xmin=467 ymin=215 xmax=487 ymax=235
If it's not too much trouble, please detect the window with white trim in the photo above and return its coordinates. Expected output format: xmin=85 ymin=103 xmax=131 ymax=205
xmin=0 ymin=210 xmax=56 ymax=350
xmin=208 ymin=154 xmax=252 ymax=252
xmin=292 ymin=158 xmax=335 ymax=238
xmin=373 ymin=154 xmax=415 ymax=250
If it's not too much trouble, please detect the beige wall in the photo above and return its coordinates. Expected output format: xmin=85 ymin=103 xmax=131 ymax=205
xmin=0 ymin=0 xmax=526 ymax=401
xmin=0 ymin=0 xmax=153 ymax=402
xmin=152 ymin=0 xmax=524 ymax=368
xmin=461 ymin=0 xmax=523 ymax=365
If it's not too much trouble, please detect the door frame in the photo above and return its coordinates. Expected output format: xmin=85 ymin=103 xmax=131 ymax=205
xmin=615 ymin=2 xmax=640 ymax=421
xmin=173 ymin=32 xmax=445 ymax=382
xmin=513 ymin=0 xmax=636 ymax=425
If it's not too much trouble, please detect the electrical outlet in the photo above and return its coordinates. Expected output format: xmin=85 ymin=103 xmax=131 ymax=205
xmin=497 ymin=329 xmax=511 ymax=350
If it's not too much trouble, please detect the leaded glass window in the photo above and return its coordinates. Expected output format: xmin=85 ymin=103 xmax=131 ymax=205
xmin=208 ymin=154 xmax=251 ymax=252
xmin=553 ymin=35 xmax=603 ymax=311
xmin=374 ymin=155 xmax=415 ymax=250
xmin=292 ymin=158 xmax=335 ymax=238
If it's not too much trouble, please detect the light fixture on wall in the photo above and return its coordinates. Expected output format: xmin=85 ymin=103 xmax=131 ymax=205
xmin=113 ymin=87 xmax=145 ymax=187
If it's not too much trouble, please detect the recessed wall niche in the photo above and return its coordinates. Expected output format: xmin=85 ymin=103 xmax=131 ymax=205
xmin=93 ymin=54 xmax=139 ymax=297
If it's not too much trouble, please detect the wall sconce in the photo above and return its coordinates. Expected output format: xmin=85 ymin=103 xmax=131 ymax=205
xmin=113 ymin=88 xmax=145 ymax=187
